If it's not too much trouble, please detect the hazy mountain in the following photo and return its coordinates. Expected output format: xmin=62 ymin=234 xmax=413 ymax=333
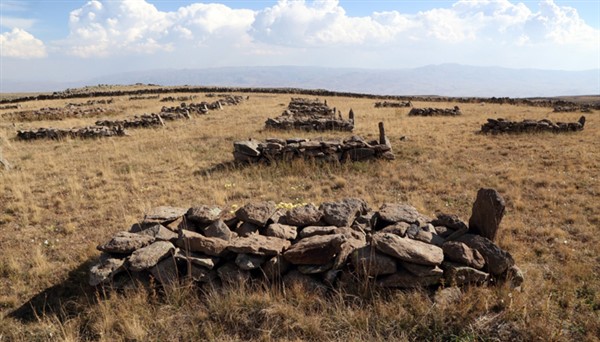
xmin=2 ymin=64 xmax=598 ymax=97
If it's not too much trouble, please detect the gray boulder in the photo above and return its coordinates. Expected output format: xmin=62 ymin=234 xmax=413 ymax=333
xmin=228 ymin=235 xmax=291 ymax=256
xmin=442 ymin=241 xmax=485 ymax=269
xmin=176 ymin=230 xmax=229 ymax=256
xmin=128 ymin=241 xmax=176 ymax=272
xmin=283 ymin=234 xmax=346 ymax=265
xmin=235 ymin=201 xmax=277 ymax=227
xmin=284 ymin=204 xmax=323 ymax=227
xmin=97 ymin=231 xmax=155 ymax=254
xmin=372 ymin=232 xmax=444 ymax=266
xmin=456 ymin=234 xmax=514 ymax=276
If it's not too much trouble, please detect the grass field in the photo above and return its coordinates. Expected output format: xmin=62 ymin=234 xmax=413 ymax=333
xmin=0 ymin=89 xmax=598 ymax=341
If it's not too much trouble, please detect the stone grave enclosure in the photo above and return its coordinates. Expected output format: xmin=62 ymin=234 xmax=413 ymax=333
xmin=265 ymin=98 xmax=355 ymax=131
xmin=89 ymin=188 xmax=523 ymax=293
xmin=408 ymin=106 xmax=462 ymax=116
xmin=234 ymin=122 xmax=394 ymax=163
xmin=374 ymin=101 xmax=412 ymax=108
xmin=481 ymin=116 xmax=586 ymax=134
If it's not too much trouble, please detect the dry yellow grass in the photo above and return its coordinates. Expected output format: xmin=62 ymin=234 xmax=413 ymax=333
xmin=0 ymin=89 xmax=598 ymax=341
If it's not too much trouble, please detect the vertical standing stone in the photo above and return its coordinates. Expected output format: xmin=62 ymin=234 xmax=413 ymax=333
xmin=349 ymin=109 xmax=354 ymax=122
xmin=378 ymin=122 xmax=386 ymax=145
xmin=468 ymin=188 xmax=505 ymax=242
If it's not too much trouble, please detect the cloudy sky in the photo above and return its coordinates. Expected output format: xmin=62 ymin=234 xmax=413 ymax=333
xmin=1 ymin=0 xmax=599 ymax=83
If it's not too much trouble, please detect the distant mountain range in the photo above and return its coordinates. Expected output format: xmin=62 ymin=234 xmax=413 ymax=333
xmin=2 ymin=64 xmax=598 ymax=97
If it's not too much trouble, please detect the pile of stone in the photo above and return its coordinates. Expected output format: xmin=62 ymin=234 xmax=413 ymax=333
xmin=96 ymin=112 xmax=189 ymax=129
xmin=481 ymin=116 xmax=586 ymax=134
xmin=161 ymin=96 xmax=197 ymax=102
xmin=374 ymin=101 xmax=412 ymax=108
xmin=89 ymin=188 xmax=523 ymax=292
xmin=17 ymin=125 xmax=126 ymax=141
xmin=553 ymin=105 xmax=592 ymax=113
xmin=234 ymin=123 xmax=393 ymax=163
xmin=160 ymin=103 xmax=210 ymax=116
xmin=129 ymin=95 xmax=160 ymax=100
xmin=219 ymin=95 xmax=245 ymax=106
xmin=65 ymin=99 xmax=114 ymax=107
xmin=408 ymin=106 xmax=462 ymax=116
xmin=2 ymin=106 xmax=114 ymax=122
xmin=265 ymin=98 xmax=354 ymax=131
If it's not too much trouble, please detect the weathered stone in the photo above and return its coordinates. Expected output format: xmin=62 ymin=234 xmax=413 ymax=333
xmin=217 ymin=262 xmax=250 ymax=285
xmin=265 ymin=223 xmax=298 ymax=240
xmin=235 ymin=253 xmax=267 ymax=270
xmin=456 ymin=234 xmax=514 ymax=275
xmin=372 ymin=232 xmax=444 ymax=266
xmin=432 ymin=213 xmax=468 ymax=233
xmin=284 ymin=204 xmax=323 ymax=227
xmin=261 ymin=255 xmax=291 ymax=280
xmin=150 ymin=256 xmax=180 ymax=285
xmin=443 ymin=262 xmax=489 ymax=286
xmin=234 ymin=140 xmax=260 ymax=157
xmin=236 ymin=222 xmax=259 ymax=237
xmin=352 ymin=212 xmax=374 ymax=232
xmin=377 ymin=270 xmax=442 ymax=288
xmin=89 ymin=256 xmax=126 ymax=286
xmin=176 ymin=230 xmax=229 ymax=256
xmin=298 ymin=262 xmax=333 ymax=274
xmin=400 ymin=262 xmax=443 ymax=277
xmin=468 ymin=188 xmax=505 ymax=241
xmin=174 ymin=250 xmax=219 ymax=269
xmin=320 ymin=198 xmax=367 ymax=227
xmin=376 ymin=203 xmax=431 ymax=227
xmin=143 ymin=206 xmax=187 ymax=223
xmin=228 ymin=235 xmax=291 ymax=256
xmin=380 ymin=222 xmax=410 ymax=237
xmin=235 ymin=201 xmax=277 ymax=227
xmin=128 ymin=241 xmax=176 ymax=272
xmin=507 ymin=265 xmax=524 ymax=288
xmin=434 ymin=287 xmax=462 ymax=306
xmin=203 ymin=219 xmax=233 ymax=241
xmin=133 ymin=223 xmax=178 ymax=242
xmin=283 ymin=234 xmax=346 ymax=265
xmin=299 ymin=226 xmax=338 ymax=238
xmin=442 ymin=241 xmax=485 ymax=269
xmin=351 ymin=246 xmax=397 ymax=277
xmin=186 ymin=205 xmax=222 ymax=224
xmin=97 ymin=231 xmax=155 ymax=254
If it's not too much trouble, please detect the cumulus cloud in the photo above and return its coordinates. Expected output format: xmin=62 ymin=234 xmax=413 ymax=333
xmin=0 ymin=28 xmax=47 ymax=58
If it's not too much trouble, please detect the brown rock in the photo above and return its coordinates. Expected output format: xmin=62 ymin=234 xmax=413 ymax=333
xmin=186 ymin=205 xmax=222 ymax=224
xmin=176 ymin=230 xmax=229 ymax=256
xmin=235 ymin=201 xmax=277 ymax=226
xmin=89 ymin=256 xmax=126 ymax=286
xmin=228 ymin=235 xmax=291 ymax=256
xmin=442 ymin=241 xmax=485 ymax=269
xmin=133 ymin=223 xmax=178 ymax=242
xmin=143 ymin=206 xmax=187 ymax=223
xmin=261 ymin=255 xmax=291 ymax=280
xmin=298 ymin=226 xmax=338 ymax=239
xmin=265 ymin=223 xmax=298 ymax=240
xmin=97 ymin=231 xmax=155 ymax=254
xmin=468 ymin=188 xmax=505 ymax=241
xmin=174 ymin=250 xmax=219 ymax=269
xmin=442 ymin=262 xmax=489 ymax=286
xmin=128 ymin=241 xmax=176 ymax=272
xmin=283 ymin=234 xmax=346 ymax=265
xmin=150 ymin=256 xmax=180 ymax=285
xmin=350 ymin=246 xmax=397 ymax=277
xmin=372 ymin=232 xmax=444 ymax=266
xmin=456 ymin=234 xmax=514 ymax=275
xmin=319 ymin=198 xmax=367 ymax=227
xmin=203 ymin=219 xmax=233 ymax=241
xmin=284 ymin=204 xmax=323 ymax=227
xmin=380 ymin=222 xmax=410 ymax=237
xmin=376 ymin=203 xmax=431 ymax=227
xmin=236 ymin=222 xmax=259 ymax=237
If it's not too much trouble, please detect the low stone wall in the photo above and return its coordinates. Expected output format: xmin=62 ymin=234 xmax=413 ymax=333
xmin=374 ymin=101 xmax=412 ymax=108
xmin=553 ymin=105 xmax=592 ymax=113
xmin=96 ymin=112 xmax=188 ymax=128
xmin=481 ymin=116 xmax=586 ymax=134
xmin=265 ymin=98 xmax=354 ymax=131
xmin=235 ymin=123 xmax=393 ymax=163
xmin=161 ymin=96 xmax=197 ymax=102
xmin=408 ymin=106 xmax=462 ymax=116
xmin=2 ymin=106 xmax=115 ymax=122
xmin=0 ymin=104 xmax=21 ymax=110
xmin=89 ymin=188 xmax=523 ymax=293
xmin=16 ymin=126 xmax=127 ymax=141
xmin=129 ymin=95 xmax=160 ymax=100
xmin=66 ymin=99 xmax=114 ymax=107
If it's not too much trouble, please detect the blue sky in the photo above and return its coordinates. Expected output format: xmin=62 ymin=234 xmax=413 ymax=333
xmin=1 ymin=0 xmax=599 ymax=83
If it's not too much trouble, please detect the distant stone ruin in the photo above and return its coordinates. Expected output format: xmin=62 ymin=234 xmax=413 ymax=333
xmin=89 ymin=188 xmax=523 ymax=292
xmin=265 ymin=98 xmax=354 ymax=131
xmin=553 ymin=105 xmax=592 ymax=113
xmin=16 ymin=126 xmax=127 ymax=141
xmin=408 ymin=106 xmax=462 ymax=116
xmin=481 ymin=116 xmax=586 ymax=134
xmin=234 ymin=123 xmax=393 ymax=163
xmin=161 ymin=95 xmax=197 ymax=102
xmin=2 ymin=106 xmax=115 ymax=122
xmin=65 ymin=99 xmax=114 ymax=107
xmin=0 ymin=104 xmax=21 ymax=110
xmin=374 ymin=101 xmax=412 ymax=108
xmin=96 ymin=112 xmax=188 ymax=129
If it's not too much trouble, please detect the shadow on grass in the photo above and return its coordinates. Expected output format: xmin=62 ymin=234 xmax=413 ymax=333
xmin=193 ymin=160 xmax=247 ymax=176
xmin=8 ymin=259 xmax=98 ymax=323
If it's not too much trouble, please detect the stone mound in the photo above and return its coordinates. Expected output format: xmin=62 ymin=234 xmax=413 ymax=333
xmin=234 ymin=122 xmax=394 ymax=163
xmin=408 ymin=106 xmax=462 ymax=116
xmin=374 ymin=101 xmax=412 ymax=108
xmin=17 ymin=126 xmax=127 ymax=141
xmin=265 ymin=98 xmax=354 ymax=131
xmin=481 ymin=116 xmax=586 ymax=134
xmin=89 ymin=188 xmax=523 ymax=291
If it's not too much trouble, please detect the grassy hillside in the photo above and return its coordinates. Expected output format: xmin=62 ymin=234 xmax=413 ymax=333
xmin=0 ymin=90 xmax=598 ymax=341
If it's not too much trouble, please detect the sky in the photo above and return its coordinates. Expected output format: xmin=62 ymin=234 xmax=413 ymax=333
xmin=1 ymin=0 xmax=599 ymax=83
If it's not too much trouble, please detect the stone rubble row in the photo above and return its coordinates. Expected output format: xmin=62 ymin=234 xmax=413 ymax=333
xmin=234 ymin=123 xmax=394 ymax=163
xmin=374 ymin=101 xmax=412 ymax=108
xmin=408 ymin=106 xmax=462 ymax=116
xmin=265 ymin=98 xmax=355 ymax=132
xmin=3 ymin=106 xmax=114 ymax=122
xmin=89 ymin=188 xmax=523 ymax=292
xmin=16 ymin=126 xmax=127 ymax=140
xmin=481 ymin=116 xmax=586 ymax=134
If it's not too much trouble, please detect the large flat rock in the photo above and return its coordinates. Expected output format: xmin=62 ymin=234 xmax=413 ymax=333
xmin=283 ymin=234 xmax=346 ymax=265
xmin=372 ymin=232 xmax=444 ymax=266
xmin=176 ymin=230 xmax=229 ymax=256
xmin=228 ymin=234 xmax=291 ymax=256
xmin=128 ymin=241 xmax=176 ymax=272
xmin=97 ymin=231 xmax=155 ymax=254
xmin=235 ymin=201 xmax=277 ymax=227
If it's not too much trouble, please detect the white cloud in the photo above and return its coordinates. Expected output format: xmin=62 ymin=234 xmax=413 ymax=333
xmin=0 ymin=16 xmax=36 ymax=30
xmin=0 ymin=28 xmax=47 ymax=58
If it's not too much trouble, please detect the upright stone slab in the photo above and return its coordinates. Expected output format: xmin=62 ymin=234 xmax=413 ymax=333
xmin=468 ymin=188 xmax=505 ymax=241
